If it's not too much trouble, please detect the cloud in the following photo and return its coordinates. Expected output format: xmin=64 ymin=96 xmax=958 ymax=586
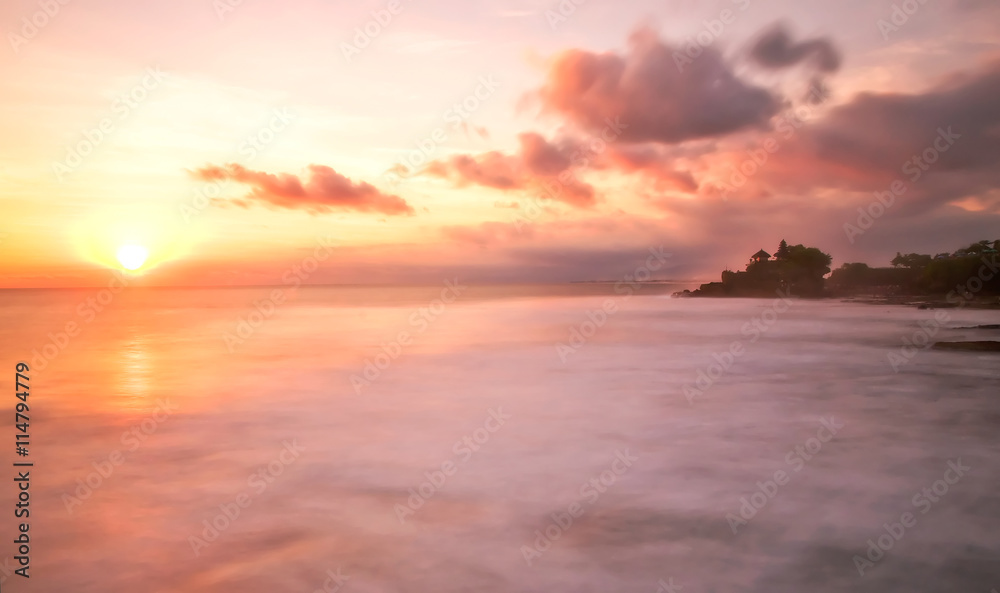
xmin=746 ymin=59 xmax=1000 ymax=213
xmin=424 ymin=131 xmax=702 ymax=204
xmin=519 ymin=131 xmax=573 ymax=175
xmin=424 ymin=151 xmax=521 ymax=190
xmin=192 ymin=163 xmax=414 ymax=216
xmin=535 ymin=27 xmax=780 ymax=144
xmin=422 ymin=26 xmax=839 ymax=204
xmin=607 ymin=145 xmax=699 ymax=192
xmin=748 ymin=23 xmax=841 ymax=73
xmin=423 ymin=132 xmax=598 ymax=207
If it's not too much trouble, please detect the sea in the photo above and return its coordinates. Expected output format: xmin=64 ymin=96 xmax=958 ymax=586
xmin=1 ymin=284 xmax=999 ymax=592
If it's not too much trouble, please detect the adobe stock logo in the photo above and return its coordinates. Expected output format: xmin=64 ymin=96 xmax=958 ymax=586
xmin=188 ymin=440 xmax=306 ymax=557
xmin=340 ymin=0 xmax=411 ymax=61
xmin=393 ymin=407 xmax=510 ymax=522
xmin=8 ymin=0 xmax=73 ymax=54
xmin=726 ymin=417 xmax=843 ymax=534
xmin=877 ymin=0 xmax=932 ymax=41
xmin=351 ymin=279 xmax=466 ymax=394
xmin=672 ymin=0 xmax=754 ymax=72
xmin=52 ymin=67 xmax=168 ymax=181
xmin=556 ymin=246 xmax=671 ymax=363
xmin=852 ymin=459 xmax=971 ymax=577
xmin=843 ymin=126 xmax=960 ymax=243
xmin=520 ymin=449 xmax=638 ymax=566
xmin=684 ymin=288 xmax=793 ymax=403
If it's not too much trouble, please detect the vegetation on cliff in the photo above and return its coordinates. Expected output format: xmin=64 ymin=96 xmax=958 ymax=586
xmin=688 ymin=240 xmax=832 ymax=297
xmin=683 ymin=239 xmax=1000 ymax=299
xmin=828 ymin=240 xmax=1000 ymax=296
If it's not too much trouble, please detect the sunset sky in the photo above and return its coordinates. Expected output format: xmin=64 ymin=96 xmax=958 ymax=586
xmin=1 ymin=0 xmax=998 ymax=287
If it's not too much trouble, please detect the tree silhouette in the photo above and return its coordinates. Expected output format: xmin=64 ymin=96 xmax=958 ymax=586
xmin=781 ymin=244 xmax=832 ymax=294
xmin=776 ymin=239 xmax=790 ymax=260
xmin=695 ymin=239 xmax=999 ymax=298
xmin=891 ymin=252 xmax=932 ymax=269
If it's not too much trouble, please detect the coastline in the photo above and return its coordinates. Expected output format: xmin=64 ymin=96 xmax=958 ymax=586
xmin=836 ymin=295 xmax=1000 ymax=310
xmin=673 ymin=290 xmax=1000 ymax=310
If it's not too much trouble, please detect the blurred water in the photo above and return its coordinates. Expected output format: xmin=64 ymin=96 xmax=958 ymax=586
xmin=1 ymin=285 xmax=999 ymax=592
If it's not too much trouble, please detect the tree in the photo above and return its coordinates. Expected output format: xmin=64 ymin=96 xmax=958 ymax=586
xmin=829 ymin=263 xmax=871 ymax=288
xmin=953 ymin=240 xmax=991 ymax=257
xmin=775 ymin=239 xmax=790 ymax=260
xmin=784 ymin=244 xmax=832 ymax=276
xmin=891 ymin=252 xmax=932 ymax=269
xmin=780 ymin=244 xmax=833 ymax=296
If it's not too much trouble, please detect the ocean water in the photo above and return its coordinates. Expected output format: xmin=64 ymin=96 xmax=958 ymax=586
xmin=1 ymin=285 xmax=999 ymax=592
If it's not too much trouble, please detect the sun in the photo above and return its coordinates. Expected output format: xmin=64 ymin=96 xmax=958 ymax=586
xmin=116 ymin=244 xmax=149 ymax=271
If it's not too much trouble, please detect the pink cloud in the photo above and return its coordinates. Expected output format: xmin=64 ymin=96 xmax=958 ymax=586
xmin=192 ymin=163 xmax=414 ymax=216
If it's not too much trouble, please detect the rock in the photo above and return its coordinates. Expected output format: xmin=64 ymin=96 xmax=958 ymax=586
xmin=917 ymin=302 xmax=960 ymax=309
xmin=931 ymin=341 xmax=1000 ymax=352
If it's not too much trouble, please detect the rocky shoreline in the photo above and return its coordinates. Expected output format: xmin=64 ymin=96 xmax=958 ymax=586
xmin=932 ymin=341 xmax=1000 ymax=352
xmin=673 ymin=290 xmax=1000 ymax=309
xmin=837 ymin=295 xmax=1000 ymax=310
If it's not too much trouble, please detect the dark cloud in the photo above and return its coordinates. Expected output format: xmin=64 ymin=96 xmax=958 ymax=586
xmin=192 ymin=163 xmax=414 ymax=215
xmin=748 ymin=23 xmax=841 ymax=73
xmin=755 ymin=60 xmax=1000 ymax=213
xmin=519 ymin=132 xmax=573 ymax=175
xmin=535 ymin=27 xmax=780 ymax=144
